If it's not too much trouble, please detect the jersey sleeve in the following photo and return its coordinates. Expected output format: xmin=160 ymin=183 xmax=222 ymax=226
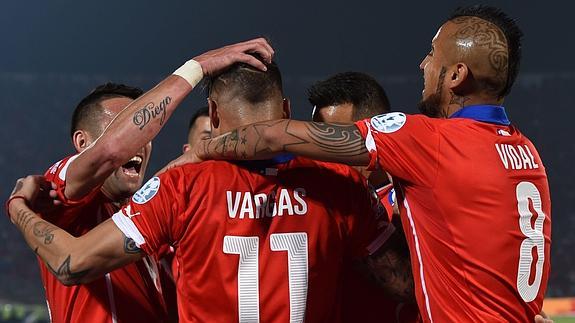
xmin=112 ymin=169 xmax=187 ymax=259
xmin=354 ymin=112 xmax=440 ymax=186
xmin=44 ymin=155 xmax=100 ymax=206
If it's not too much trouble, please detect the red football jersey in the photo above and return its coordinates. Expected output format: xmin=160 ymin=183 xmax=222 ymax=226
xmin=42 ymin=155 xmax=169 ymax=323
xmin=112 ymin=156 xmax=389 ymax=322
xmin=355 ymin=106 xmax=552 ymax=322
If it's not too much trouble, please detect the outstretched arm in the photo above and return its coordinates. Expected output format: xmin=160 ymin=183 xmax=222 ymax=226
xmin=7 ymin=176 xmax=142 ymax=285
xmin=65 ymin=38 xmax=274 ymax=200
xmin=195 ymin=119 xmax=370 ymax=166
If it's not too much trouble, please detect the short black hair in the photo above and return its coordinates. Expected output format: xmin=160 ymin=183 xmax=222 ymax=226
xmin=307 ymin=72 xmax=391 ymax=120
xmin=188 ymin=106 xmax=209 ymax=131
xmin=71 ymin=82 xmax=143 ymax=137
xmin=448 ymin=5 xmax=523 ymax=97
xmin=206 ymin=55 xmax=283 ymax=105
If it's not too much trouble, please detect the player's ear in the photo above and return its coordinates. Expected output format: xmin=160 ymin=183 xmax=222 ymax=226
xmin=449 ymin=62 xmax=472 ymax=93
xmin=182 ymin=144 xmax=190 ymax=153
xmin=282 ymin=98 xmax=291 ymax=119
xmin=72 ymin=130 xmax=90 ymax=153
xmin=208 ymin=98 xmax=220 ymax=130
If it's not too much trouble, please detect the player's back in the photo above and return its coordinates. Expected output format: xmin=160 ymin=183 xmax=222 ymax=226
xmin=399 ymin=117 xmax=551 ymax=322
xmin=136 ymin=156 xmax=383 ymax=322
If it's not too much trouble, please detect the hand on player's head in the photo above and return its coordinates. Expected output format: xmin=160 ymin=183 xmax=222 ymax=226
xmin=193 ymin=38 xmax=274 ymax=76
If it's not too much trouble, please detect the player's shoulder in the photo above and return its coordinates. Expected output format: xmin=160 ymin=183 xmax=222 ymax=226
xmin=44 ymin=154 xmax=78 ymax=181
xmin=359 ymin=112 xmax=446 ymax=136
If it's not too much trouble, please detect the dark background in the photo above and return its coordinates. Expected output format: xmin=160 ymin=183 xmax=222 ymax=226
xmin=0 ymin=0 xmax=573 ymax=303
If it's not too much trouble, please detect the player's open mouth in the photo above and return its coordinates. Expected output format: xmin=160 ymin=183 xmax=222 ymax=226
xmin=122 ymin=156 xmax=143 ymax=177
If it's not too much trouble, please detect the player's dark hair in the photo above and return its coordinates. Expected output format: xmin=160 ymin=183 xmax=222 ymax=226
xmin=70 ymin=82 xmax=143 ymax=137
xmin=206 ymin=54 xmax=283 ymax=105
xmin=448 ymin=5 xmax=523 ymax=98
xmin=188 ymin=106 xmax=210 ymax=131
xmin=307 ymin=72 xmax=390 ymax=120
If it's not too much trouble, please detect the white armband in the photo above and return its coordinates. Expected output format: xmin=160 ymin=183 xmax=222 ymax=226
xmin=173 ymin=59 xmax=203 ymax=88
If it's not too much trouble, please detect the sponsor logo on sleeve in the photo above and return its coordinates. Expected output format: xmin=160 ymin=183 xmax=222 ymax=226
xmin=132 ymin=177 xmax=161 ymax=204
xmin=370 ymin=112 xmax=407 ymax=133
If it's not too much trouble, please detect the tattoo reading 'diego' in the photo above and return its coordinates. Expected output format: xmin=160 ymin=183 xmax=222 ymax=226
xmin=133 ymin=96 xmax=172 ymax=130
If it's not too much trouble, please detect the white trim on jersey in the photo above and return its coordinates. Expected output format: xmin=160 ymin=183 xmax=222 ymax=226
xmin=112 ymin=211 xmax=146 ymax=247
xmin=104 ymin=273 xmax=118 ymax=323
xmin=57 ymin=155 xmax=79 ymax=181
xmin=404 ymin=198 xmax=434 ymax=323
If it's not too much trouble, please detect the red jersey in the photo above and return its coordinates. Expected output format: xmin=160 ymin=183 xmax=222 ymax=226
xmin=42 ymin=155 xmax=169 ymax=323
xmin=355 ymin=106 xmax=552 ymax=322
xmin=112 ymin=156 xmax=389 ymax=322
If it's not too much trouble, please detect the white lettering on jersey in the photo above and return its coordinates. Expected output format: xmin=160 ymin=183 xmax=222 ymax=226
xmin=240 ymin=192 xmax=255 ymax=219
xmin=227 ymin=191 xmax=242 ymax=219
xmin=495 ymin=144 xmax=540 ymax=170
xmin=293 ymin=188 xmax=307 ymax=215
xmin=226 ymin=188 xmax=308 ymax=219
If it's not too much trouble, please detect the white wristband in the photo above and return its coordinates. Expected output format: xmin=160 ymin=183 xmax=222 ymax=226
xmin=173 ymin=59 xmax=203 ymax=88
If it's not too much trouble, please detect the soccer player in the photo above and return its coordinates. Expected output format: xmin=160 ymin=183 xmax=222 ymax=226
xmin=5 ymin=38 xmax=273 ymax=323
xmin=8 ymin=58 xmax=412 ymax=322
xmin=182 ymin=106 xmax=210 ymax=153
xmin=27 ymin=82 xmax=170 ymax=323
xmin=188 ymin=6 xmax=552 ymax=322
xmin=308 ymin=72 xmax=419 ymax=323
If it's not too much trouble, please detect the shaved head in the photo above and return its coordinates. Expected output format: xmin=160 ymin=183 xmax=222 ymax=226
xmin=447 ymin=17 xmax=508 ymax=96
xmin=446 ymin=5 xmax=523 ymax=98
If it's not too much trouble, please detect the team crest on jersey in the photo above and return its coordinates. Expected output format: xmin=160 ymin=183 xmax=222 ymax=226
xmin=132 ymin=177 xmax=160 ymax=204
xmin=370 ymin=112 xmax=406 ymax=133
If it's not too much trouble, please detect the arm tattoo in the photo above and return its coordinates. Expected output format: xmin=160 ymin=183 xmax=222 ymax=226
xmin=132 ymin=96 xmax=172 ymax=130
xmin=46 ymin=255 xmax=90 ymax=285
xmin=299 ymin=122 xmax=367 ymax=156
xmin=14 ymin=208 xmax=35 ymax=232
xmin=124 ymin=236 xmax=141 ymax=254
xmin=33 ymin=221 xmax=56 ymax=244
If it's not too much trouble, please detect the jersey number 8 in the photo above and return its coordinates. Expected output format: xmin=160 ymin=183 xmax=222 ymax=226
xmin=516 ymin=181 xmax=546 ymax=302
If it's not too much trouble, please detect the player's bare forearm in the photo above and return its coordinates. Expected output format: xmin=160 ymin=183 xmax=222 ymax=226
xmin=65 ymin=76 xmax=192 ymax=200
xmin=65 ymin=38 xmax=275 ymax=199
xmin=355 ymin=231 xmax=415 ymax=303
xmin=197 ymin=119 xmax=370 ymax=166
xmin=8 ymin=199 xmax=142 ymax=285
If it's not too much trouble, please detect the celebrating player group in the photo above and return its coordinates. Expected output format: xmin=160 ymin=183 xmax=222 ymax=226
xmin=5 ymin=5 xmax=552 ymax=323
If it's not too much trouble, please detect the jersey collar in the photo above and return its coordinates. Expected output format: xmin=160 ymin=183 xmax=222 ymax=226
xmin=448 ymin=105 xmax=510 ymax=126
xmin=234 ymin=154 xmax=295 ymax=171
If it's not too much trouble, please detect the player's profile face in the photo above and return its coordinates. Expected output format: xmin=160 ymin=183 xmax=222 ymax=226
xmin=418 ymin=25 xmax=450 ymax=117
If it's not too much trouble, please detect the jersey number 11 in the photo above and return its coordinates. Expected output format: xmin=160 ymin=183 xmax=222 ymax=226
xmin=224 ymin=232 xmax=309 ymax=323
